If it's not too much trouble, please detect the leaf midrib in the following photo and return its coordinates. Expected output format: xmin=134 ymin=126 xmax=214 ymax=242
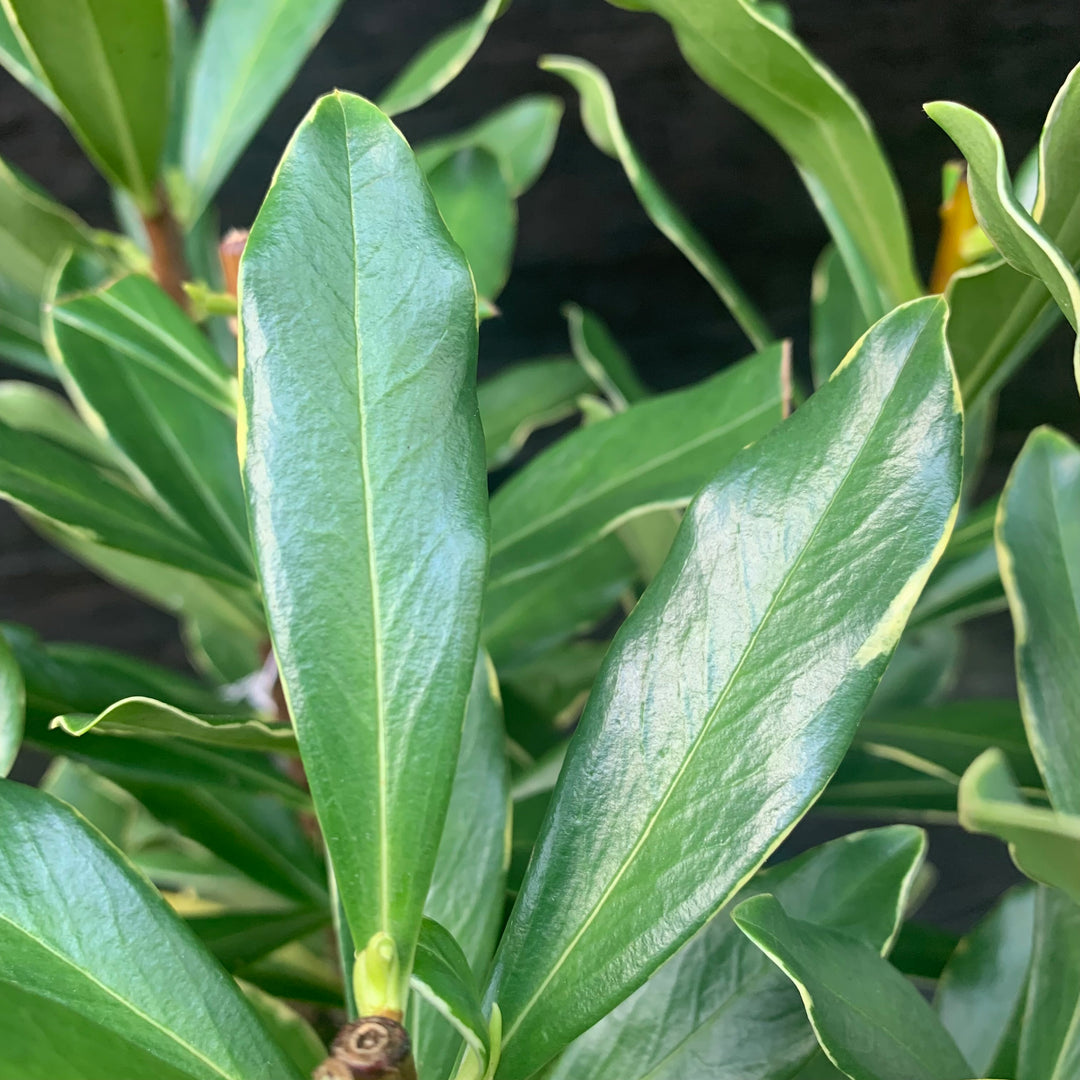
xmin=499 ymin=311 xmax=938 ymax=1050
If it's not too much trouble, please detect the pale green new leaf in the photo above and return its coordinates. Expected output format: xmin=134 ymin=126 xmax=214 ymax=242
xmin=1018 ymin=886 xmax=1080 ymax=1080
xmin=609 ymin=0 xmax=920 ymax=314
xmin=997 ymin=426 xmax=1080 ymax=813
xmin=936 ymin=886 xmax=1036 ymax=1079
xmin=486 ymin=298 xmax=962 ymax=1079
xmin=0 ymin=780 xmax=305 ymax=1080
xmin=181 ymin=0 xmax=345 ymax=223
xmin=239 ymin=92 xmax=489 ymax=983
xmin=378 ymin=0 xmax=507 ymax=117
xmin=543 ymin=55 xmax=771 ymax=349
xmin=2 ymin=0 xmax=169 ymax=209
xmin=547 ymin=826 xmax=927 ymax=1080
xmin=959 ymin=748 xmax=1080 ymax=903
xmin=416 ymin=95 xmax=563 ymax=197
xmin=733 ymin=894 xmax=971 ymax=1080
xmin=477 ymin=357 xmax=591 ymax=469
xmin=944 ymin=62 xmax=1080 ymax=404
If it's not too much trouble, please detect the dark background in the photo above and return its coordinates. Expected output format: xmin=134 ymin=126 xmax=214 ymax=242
xmin=3 ymin=0 xmax=1079 ymax=933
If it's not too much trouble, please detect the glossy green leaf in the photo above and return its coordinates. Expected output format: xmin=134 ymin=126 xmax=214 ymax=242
xmin=563 ymin=302 xmax=650 ymax=409
xmin=188 ymin=907 xmax=330 ymax=970
xmin=1018 ymin=885 xmax=1080 ymax=1080
xmin=238 ymin=981 xmax=326 ymax=1075
xmin=610 ymin=0 xmax=920 ymax=314
xmin=811 ymin=243 xmax=869 ymax=387
xmin=49 ymin=264 xmax=250 ymax=575
xmin=378 ymin=0 xmax=506 ymax=117
xmin=543 ymin=55 xmax=772 ymax=349
xmin=0 ymin=275 xmax=52 ymax=376
xmin=943 ymin=63 xmax=1080 ymax=404
xmin=416 ymin=95 xmax=563 ymax=198
xmin=546 ymin=826 xmax=927 ymax=1080
xmin=239 ymin=92 xmax=488 ymax=986
xmin=959 ymin=749 xmax=1080 ymax=903
xmin=0 ymin=632 xmax=23 ymax=776
xmin=181 ymin=0 xmax=344 ymax=223
xmin=0 ymin=6 xmax=56 ymax=109
xmin=926 ymin=96 xmax=1080 ymax=386
xmin=414 ymin=653 xmax=510 ymax=1080
xmin=3 ymin=0 xmax=169 ymax=209
xmin=0 ymin=380 xmax=121 ymax=470
xmin=477 ymin=357 xmax=591 ymax=469
xmin=997 ymin=426 xmax=1080 ymax=813
xmin=487 ymin=344 xmax=787 ymax=618
xmin=412 ymin=918 xmax=491 ymax=1072
xmin=733 ymin=894 xmax=971 ymax=1080
xmin=0 ymin=780 xmax=304 ymax=1080
xmin=52 ymin=695 xmax=296 ymax=754
xmin=936 ymin=885 xmax=1036 ymax=1078
xmin=0 ymin=157 xmax=91 ymax=296
xmin=486 ymin=297 xmax=962 ymax=1079
xmin=0 ymin=418 xmax=251 ymax=586
xmin=427 ymin=147 xmax=516 ymax=303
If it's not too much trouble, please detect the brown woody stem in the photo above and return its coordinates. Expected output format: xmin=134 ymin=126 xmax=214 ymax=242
xmin=142 ymin=187 xmax=190 ymax=309
xmin=314 ymin=1017 xmax=417 ymax=1080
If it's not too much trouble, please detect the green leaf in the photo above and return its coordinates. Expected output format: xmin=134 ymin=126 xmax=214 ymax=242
xmin=48 ymin=263 xmax=250 ymax=575
xmin=997 ymin=426 xmax=1080 ymax=813
xmin=819 ymin=748 xmax=960 ymax=821
xmin=542 ymin=55 xmax=772 ymax=350
xmin=427 ymin=146 xmax=516 ymax=303
xmin=52 ymin=695 xmax=296 ymax=754
xmin=0 ymin=157 xmax=91 ymax=296
xmin=563 ymin=302 xmax=650 ymax=409
xmin=546 ymin=826 xmax=927 ymax=1080
xmin=935 ymin=885 xmax=1036 ymax=1078
xmin=0 ymin=780 xmax=305 ymax=1080
xmin=0 ymin=275 xmax=53 ymax=376
xmin=889 ymin=921 xmax=961 ymax=981
xmin=239 ymin=92 xmax=489 ymax=987
xmin=3 ymin=0 xmax=169 ymax=209
xmin=487 ymin=344 xmax=788 ymax=618
xmin=959 ymin=749 xmax=1080 ymax=903
xmin=477 ymin=357 xmax=591 ymax=469
xmin=412 ymin=918 xmax=492 ymax=1072
xmin=485 ymin=297 xmax=962 ymax=1079
xmin=926 ymin=96 xmax=1080 ymax=386
xmin=188 ymin=906 xmax=330 ymax=970
xmin=0 ymin=5 xmax=56 ymax=109
xmin=238 ymin=981 xmax=326 ymax=1076
xmin=733 ymin=894 xmax=971 ymax=1080
xmin=0 ymin=419 xmax=252 ymax=587
xmin=1018 ymin=885 xmax=1080 ymax=1080
xmin=811 ymin=243 xmax=869 ymax=388
xmin=378 ymin=0 xmax=506 ymax=117
xmin=414 ymin=653 xmax=510 ymax=1080
xmin=0 ymin=380 xmax=121 ymax=470
xmin=610 ymin=0 xmax=920 ymax=314
xmin=944 ymin=62 xmax=1080 ymax=404
xmin=180 ymin=0 xmax=344 ymax=223
xmin=416 ymin=94 xmax=563 ymax=198
xmin=866 ymin=625 xmax=960 ymax=716
xmin=0 ymin=632 xmax=23 ymax=776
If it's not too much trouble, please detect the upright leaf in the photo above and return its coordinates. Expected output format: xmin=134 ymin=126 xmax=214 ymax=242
xmin=0 ymin=781 xmax=304 ymax=1080
xmin=1018 ymin=886 xmax=1080 ymax=1080
xmin=181 ymin=0 xmax=345 ymax=223
xmin=547 ymin=827 xmax=926 ymax=1080
xmin=0 ymin=5 xmax=56 ymax=109
xmin=485 ymin=298 xmax=962 ymax=1079
xmin=0 ymin=633 xmax=23 ymax=776
xmin=811 ymin=244 xmax=868 ymax=387
xmin=733 ymin=894 xmax=971 ymax=1080
xmin=240 ymin=92 xmax=488 ymax=986
xmin=563 ymin=303 xmax=650 ymax=408
xmin=609 ymin=0 xmax=920 ymax=314
xmin=3 ymin=0 xmax=169 ymax=209
xmin=378 ymin=0 xmax=507 ymax=117
xmin=997 ymin=426 xmax=1080 ymax=813
xmin=936 ymin=886 xmax=1036 ymax=1078
xmin=543 ymin=55 xmax=772 ymax=349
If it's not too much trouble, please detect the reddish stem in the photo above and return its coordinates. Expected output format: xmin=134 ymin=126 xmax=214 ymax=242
xmin=142 ymin=189 xmax=190 ymax=309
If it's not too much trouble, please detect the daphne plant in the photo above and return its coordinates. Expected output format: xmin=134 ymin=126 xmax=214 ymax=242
xmin=0 ymin=1 xmax=1078 ymax=1079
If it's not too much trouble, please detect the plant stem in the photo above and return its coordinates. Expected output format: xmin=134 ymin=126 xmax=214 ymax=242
xmin=142 ymin=187 xmax=190 ymax=309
